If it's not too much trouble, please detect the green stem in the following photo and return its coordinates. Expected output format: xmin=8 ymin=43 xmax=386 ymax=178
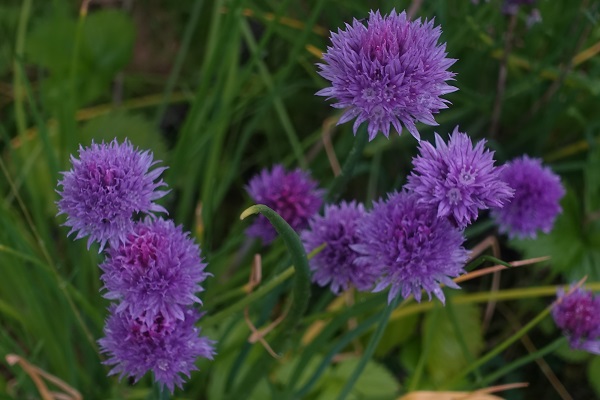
xmin=203 ymin=266 xmax=294 ymax=327
xmin=409 ymin=305 xmax=438 ymax=392
xmin=480 ymin=337 xmax=566 ymax=386
xmin=13 ymin=0 xmax=32 ymax=138
xmin=336 ymin=294 xmax=400 ymax=400
xmin=466 ymin=255 xmax=512 ymax=271
xmin=326 ymin=125 xmax=369 ymax=203
xmin=442 ymin=304 xmax=554 ymax=389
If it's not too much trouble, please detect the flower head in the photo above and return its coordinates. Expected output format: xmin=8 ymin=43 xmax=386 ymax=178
xmin=353 ymin=191 xmax=469 ymax=304
xmin=301 ymin=201 xmax=376 ymax=294
xmin=100 ymin=218 xmax=209 ymax=324
xmin=552 ymin=287 xmax=600 ymax=354
xmin=245 ymin=165 xmax=323 ymax=244
xmin=99 ymin=307 xmax=215 ymax=393
xmin=491 ymin=156 xmax=564 ymax=239
xmin=57 ymin=139 xmax=168 ymax=251
xmin=405 ymin=127 xmax=514 ymax=228
xmin=316 ymin=9 xmax=457 ymax=141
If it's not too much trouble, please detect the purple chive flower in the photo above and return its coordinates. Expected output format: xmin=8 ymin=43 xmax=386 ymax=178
xmin=316 ymin=9 xmax=457 ymax=141
xmin=99 ymin=306 xmax=216 ymax=393
xmin=491 ymin=156 xmax=564 ymax=239
xmin=100 ymin=218 xmax=209 ymax=324
xmin=405 ymin=127 xmax=514 ymax=229
xmin=245 ymin=165 xmax=323 ymax=244
xmin=353 ymin=191 xmax=469 ymax=304
xmin=552 ymin=287 xmax=600 ymax=354
xmin=301 ymin=201 xmax=377 ymax=294
xmin=57 ymin=139 xmax=168 ymax=251
xmin=502 ymin=0 xmax=536 ymax=15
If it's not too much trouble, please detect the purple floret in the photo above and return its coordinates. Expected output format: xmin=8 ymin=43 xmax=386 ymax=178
xmin=552 ymin=287 xmax=600 ymax=354
xmin=352 ymin=191 xmax=469 ymax=304
xmin=57 ymin=138 xmax=168 ymax=251
xmin=405 ymin=127 xmax=514 ymax=229
xmin=316 ymin=9 xmax=457 ymax=141
xmin=99 ymin=306 xmax=216 ymax=393
xmin=245 ymin=165 xmax=323 ymax=244
xmin=301 ymin=201 xmax=377 ymax=294
xmin=100 ymin=218 xmax=209 ymax=324
xmin=491 ymin=156 xmax=564 ymax=239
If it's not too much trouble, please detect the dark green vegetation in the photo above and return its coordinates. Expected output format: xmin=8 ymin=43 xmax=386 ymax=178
xmin=0 ymin=0 xmax=599 ymax=398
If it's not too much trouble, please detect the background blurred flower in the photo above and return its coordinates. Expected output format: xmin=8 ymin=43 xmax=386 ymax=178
xmin=406 ymin=127 xmax=514 ymax=229
xmin=352 ymin=191 xmax=469 ymax=304
xmin=57 ymin=139 xmax=169 ymax=251
xmin=99 ymin=307 xmax=215 ymax=393
xmin=553 ymin=287 xmax=600 ymax=354
xmin=100 ymin=218 xmax=209 ymax=324
xmin=302 ymin=201 xmax=376 ymax=294
xmin=245 ymin=165 xmax=323 ymax=244
xmin=316 ymin=9 xmax=457 ymax=141
xmin=491 ymin=156 xmax=564 ymax=238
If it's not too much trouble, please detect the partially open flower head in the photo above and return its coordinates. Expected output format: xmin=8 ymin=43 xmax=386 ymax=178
xmin=57 ymin=139 xmax=168 ymax=251
xmin=245 ymin=165 xmax=323 ymax=244
xmin=491 ymin=156 xmax=564 ymax=239
xmin=317 ymin=9 xmax=457 ymax=141
xmin=100 ymin=218 xmax=209 ymax=324
xmin=353 ymin=191 xmax=469 ymax=304
xmin=302 ymin=201 xmax=377 ymax=294
xmin=99 ymin=307 xmax=215 ymax=393
xmin=553 ymin=287 xmax=600 ymax=354
xmin=406 ymin=127 xmax=514 ymax=228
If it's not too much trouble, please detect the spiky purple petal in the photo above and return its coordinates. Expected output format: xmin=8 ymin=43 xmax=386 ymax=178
xmin=301 ymin=201 xmax=377 ymax=294
xmin=405 ymin=127 xmax=514 ymax=228
xmin=56 ymin=139 xmax=168 ymax=251
xmin=316 ymin=9 xmax=457 ymax=141
xmin=352 ymin=191 xmax=469 ymax=304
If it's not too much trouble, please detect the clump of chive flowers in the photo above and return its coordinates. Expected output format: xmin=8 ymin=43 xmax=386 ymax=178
xmin=491 ymin=156 xmax=564 ymax=239
xmin=316 ymin=9 xmax=457 ymax=141
xmin=552 ymin=286 xmax=600 ymax=354
xmin=56 ymin=139 xmax=168 ymax=251
xmin=405 ymin=127 xmax=514 ymax=229
xmin=301 ymin=201 xmax=377 ymax=294
xmin=352 ymin=191 xmax=469 ymax=304
xmin=99 ymin=307 xmax=216 ymax=393
xmin=245 ymin=164 xmax=323 ymax=244
xmin=100 ymin=218 xmax=210 ymax=324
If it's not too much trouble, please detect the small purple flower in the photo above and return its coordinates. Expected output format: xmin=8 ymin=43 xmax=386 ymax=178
xmin=245 ymin=165 xmax=323 ymax=244
xmin=405 ymin=127 xmax=514 ymax=229
xmin=100 ymin=218 xmax=209 ymax=324
xmin=502 ymin=0 xmax=536 ymax=15
xmin=316 ymin=9 xmax=457 ymax=141
xmin=353 ymin=191 xmax=469 ymax=304
xmin=301 ymin=201 xmax=377 ymax=294
xmin=491 ymin=156 xmax=564 ymax=239
xmin=99 ymin=306 xmax=216 ymax=393
xmin=57 ymin=139 xmax=168 ymax=251
xmin=552 ymin=287 xmax=600 ymax=354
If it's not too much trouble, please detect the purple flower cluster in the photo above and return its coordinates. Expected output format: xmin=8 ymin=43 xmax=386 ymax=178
xmin=491 ymin=156 xmax=564 ymax=239
xmin=57 ymin=139 xmax=214 ymax=392
xmin=245 ymin=165 xmax=323 ymax=244
xmin=406 ymin=127 xmax=514 ymax=229
xmin=316 ymin=9 xmax=457 ymax=141
xmin=353 ymin=192 xmax=469 ymax=304
xmin=301 ymin=201 xmax=376 ymax=294
xmin=57 ymin=139 xmax=168 ymax=251
xmin=552 ymin=287 xmax=600 ymax=354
